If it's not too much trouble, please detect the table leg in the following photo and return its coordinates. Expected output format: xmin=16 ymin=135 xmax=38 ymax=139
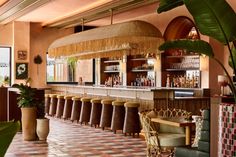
xmin=185 ymin=126 xmax=191 ymax=145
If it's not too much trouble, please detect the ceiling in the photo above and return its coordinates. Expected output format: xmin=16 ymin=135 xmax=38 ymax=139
xmin=0 ymin=0 xmax=160 ymax=28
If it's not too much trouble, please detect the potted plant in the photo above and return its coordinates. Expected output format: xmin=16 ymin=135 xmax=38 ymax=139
xmin=36 ymin=102 xmax=50 ymax=141
xmin=157 ymin=0 xmax=236 ymax=156
xmin=12 ymin=78 xmax=37 ymax=141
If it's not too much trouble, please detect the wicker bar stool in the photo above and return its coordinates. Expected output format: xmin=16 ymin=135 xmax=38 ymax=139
xmin=111 ymin=100 xmax=126 ymax=134
xmin=123 ymin=102 xmax=141 ymax=137
xmin=55 ymin=95 xmax=65 ymax=118
xmin=79 ymin=97 xmax=92 ymax=125
xmin=49 ymin=94 xmax=58 ymax=116
xmin=44 ymin=94 xmax=50 ymax=116
xmin=70 ymin=96 xmax=82 ymax=122
xmin=62 ymin=96 xmax=73 ymax=120
xmin=89 ymin=98 xmax=102 ymax=128
xmin=100 ymin=99 xmax=114 ymax=130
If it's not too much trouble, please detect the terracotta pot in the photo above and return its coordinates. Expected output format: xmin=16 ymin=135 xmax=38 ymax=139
xmin=21 ymin=107 xmax=37 ymax=141
xmin=36 ymin=118 xmax=50 ymax=141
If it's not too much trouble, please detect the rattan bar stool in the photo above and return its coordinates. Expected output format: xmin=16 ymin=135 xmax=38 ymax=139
xmin=79 ymin=97 xmax=92 ymax=125
xmin=49 ymin=94 xmax=58 ymax=116
xmin=70 ymin=96 xmax=82 ymax=122
xmin=55 ymin=95 xmax=65 ymax=118
xmin=89 ymin=98 xmax=102 ymax=128
xmin=44 ymin=94 xmax=50 ymax=116
xmin=111 ymin=100 xmax=126 ymax=134
xmin=123 ymin=102 xmax=141 ymax=137
xmin=100 ymin=99 xmax=114 ymax=130
xmin=62 ymin=95 xmax=73 ymax=120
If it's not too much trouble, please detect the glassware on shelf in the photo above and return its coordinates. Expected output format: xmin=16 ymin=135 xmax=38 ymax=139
xmin=218 ymin=75 xmax=228 ymax=96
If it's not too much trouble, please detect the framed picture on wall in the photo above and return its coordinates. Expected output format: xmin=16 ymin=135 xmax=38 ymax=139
xmin=16 ymin=63 xmax=28 ymax=79
xmin=17 ymin=51 xmax=27 ymax=60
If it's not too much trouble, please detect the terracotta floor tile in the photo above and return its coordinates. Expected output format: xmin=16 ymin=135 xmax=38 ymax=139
xmin=6 ymin=118 xmax=146 ymax=157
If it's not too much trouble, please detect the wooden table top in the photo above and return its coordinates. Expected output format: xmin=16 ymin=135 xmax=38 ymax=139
xmin=151 ymin=117 xmax=195 ymax=127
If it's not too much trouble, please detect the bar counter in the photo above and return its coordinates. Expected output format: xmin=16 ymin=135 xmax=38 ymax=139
xmin=48 ymin=84 xmax=210 ymax=115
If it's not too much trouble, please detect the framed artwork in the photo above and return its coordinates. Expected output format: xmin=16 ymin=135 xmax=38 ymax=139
xmin=17 ymin=51 xmax=27 ymax=60
xmin=16 ymin=63 xmax=28 ymax=79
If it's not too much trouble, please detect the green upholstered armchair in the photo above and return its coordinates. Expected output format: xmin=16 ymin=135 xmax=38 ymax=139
xmin=139 ymin=109 xmax=189 ymax=157
xmin=0 ymin=121 xmax=20 ymax=156
xmin=174 ymin=109 xmax=210 ymax=157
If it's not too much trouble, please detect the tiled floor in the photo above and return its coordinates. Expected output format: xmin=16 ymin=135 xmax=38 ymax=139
xmin=6 ymin=118 xmax=147 ymax=157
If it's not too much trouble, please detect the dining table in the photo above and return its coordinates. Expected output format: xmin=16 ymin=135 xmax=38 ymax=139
xmin=151 ymin=117 xmax=195 ymax=145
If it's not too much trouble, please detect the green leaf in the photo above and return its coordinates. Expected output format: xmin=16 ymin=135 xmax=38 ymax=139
xmin=0 ymin=121 xmax=20 ymax=156
xmin=157 ymin=0 xmax=184 ymax=13
xmin=183 ymin=0 xmax=236 ymax=44
xmin=159 ymin=39 xmax=214 ymax=58
xmin=229 ymin=46 xmax=236 ymax=70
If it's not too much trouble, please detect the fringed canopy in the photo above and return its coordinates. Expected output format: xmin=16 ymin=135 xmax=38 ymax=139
xmin=48 ymin=20 xmax=163 ymax=59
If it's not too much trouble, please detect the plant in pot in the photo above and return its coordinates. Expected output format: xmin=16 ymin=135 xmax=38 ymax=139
xmin=36 ymin=102 xmax=50 ymax=141
xmin=12 ymin=78 xmax=37 ymax=141
xmin=157 ymin=0 xmax=236 ymax=156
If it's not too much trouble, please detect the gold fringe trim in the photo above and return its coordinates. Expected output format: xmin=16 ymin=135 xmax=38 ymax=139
xmin=48 ymin=36 xmax=164 ymax=59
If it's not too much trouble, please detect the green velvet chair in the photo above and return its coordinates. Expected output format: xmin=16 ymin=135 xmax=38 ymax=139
xmin=0 ymin=121 xmax=20 ymax=156
xmin=139 ymin=109 xmax=189 ymax=157
xmin=174 ymin=109 xmax=210 ymax=157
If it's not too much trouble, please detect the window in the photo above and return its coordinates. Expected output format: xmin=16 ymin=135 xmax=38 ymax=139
xmin=46 ymin=54 xmax=94 ymax=84
xmin=0 ymin=47 xmax=11 ymax=86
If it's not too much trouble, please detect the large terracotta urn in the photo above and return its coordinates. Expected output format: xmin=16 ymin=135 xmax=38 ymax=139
xmin=21 ymin=107 xmax=37 ymax=141
xmin=36 ymin=118 xmax=50 ymax=141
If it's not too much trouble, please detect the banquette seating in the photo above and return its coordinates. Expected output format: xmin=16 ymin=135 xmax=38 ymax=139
xmin=174 ymin=109 xmax=210 ymax=157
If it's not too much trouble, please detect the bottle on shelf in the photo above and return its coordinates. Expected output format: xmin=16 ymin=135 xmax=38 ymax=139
xmin=166 ymin=74 xmax=170 ymax=87
xmin=131 ymin=74 xmax=155 ymax=87
xmin=168 ymin=72 xmax=200 ymax=88
xmin=104 ymin=74 xmax=122 ymax=87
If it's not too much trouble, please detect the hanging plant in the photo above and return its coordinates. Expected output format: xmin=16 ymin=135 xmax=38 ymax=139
xmin=34 ymin=55 xmax=43 ymax=64
xmin=67 ymin=57 xmax=78 ymax=82
xmin=34 ymin=55 xmax=43 ymax=75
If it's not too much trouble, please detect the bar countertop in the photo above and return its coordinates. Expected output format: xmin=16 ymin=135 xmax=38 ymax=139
xmin=48 ymin=84 xmax=206 ymax=92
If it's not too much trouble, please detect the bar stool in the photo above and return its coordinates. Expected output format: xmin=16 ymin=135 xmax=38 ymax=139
xmin=100 ymin=99 xmax=114 ymax=130
xmin=62 ymin=95 xmax=73 ymax=120
xmin=111 ymin=100 xmax=125 ymax=134
xmin=70 ymin=96 xmax=82 ymax=123
xmin=55 ymin=95 xmax=65 ymax=118
xmin=44 ymin=94 xmax=50 ymax=116
xmin=49 ymin=94 xmax=58 ymax=116
xmin=79 ymin=97 xmax=92 ymax=125
xmin=89 ymin=98 xmax=102 ymax=128
xmin=123 ymin=102 xmax=141 ymax=137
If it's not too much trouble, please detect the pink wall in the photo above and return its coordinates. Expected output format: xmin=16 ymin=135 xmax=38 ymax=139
xmin=0 ymin=23 xmax=13 ymax=46
xmin=13 ymin=22 xmax=30 ymax=84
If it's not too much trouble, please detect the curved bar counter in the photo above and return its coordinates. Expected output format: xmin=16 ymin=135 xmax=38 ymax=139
xmin=48 ymin=85 xmax=210 ymax=115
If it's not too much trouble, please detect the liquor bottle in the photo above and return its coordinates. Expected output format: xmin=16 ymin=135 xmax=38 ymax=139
xmin=166 ymin=74 xmax=170 ymax=87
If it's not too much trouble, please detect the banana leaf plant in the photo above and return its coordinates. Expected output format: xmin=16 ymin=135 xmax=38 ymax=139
xmin=0 ymin=121 xmax=20 ymax=156
xmin=157 ymin=0 xmax=236 ymax=101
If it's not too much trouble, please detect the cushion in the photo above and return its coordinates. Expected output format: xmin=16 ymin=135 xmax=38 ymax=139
xmin=159 ymin=124 xmax=185 ymax=134
xmin=149 ymin=133 xmax=185 ymax=147
xmin=202 ymin=121 xmax=210 ymax=131
xmin=198 ymin=141 xmax=210 ymax=153
xmin=192 ymin=116 xmax=203 ymax=147
xmin=175 ymin=147 xmax=209 ymax=157
xmin=200 ymin=131 xmax=210 ymax=142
